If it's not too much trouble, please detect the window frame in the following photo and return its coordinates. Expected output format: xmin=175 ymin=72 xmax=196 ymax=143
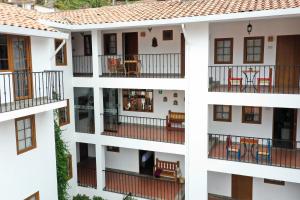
xmin=25 ymin=191 xmax=39 ymax=200
xmin=58 ymin=99 xmax=70 ymax=126
xmin=214 ymin=38 xmax=233 ymax=64
xmin=15 ymin=115 xmax=37 ymax=155
xmin=242 ymin=106 xmax=262 ymax=124
xmin=55 ymin=39 xmax=67 ymax=66
xmin=84 ymin=35 xmax=92 ymax=56
xmin=103 ymin=33 xmax=117 ymax=55
xmin=162 ymin=30 xmax=173 ymax=41
xmin=243 ymin=36 xmax=264 ymax=64
xmin=213 ymin=105 xmax=232 ymax=122
xmin=67 ymin=154 xmax=73 ymax=180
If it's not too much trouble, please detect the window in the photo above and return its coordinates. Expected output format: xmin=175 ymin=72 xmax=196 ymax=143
xmin=107 ymin=146 xmax=120 ymax=152
xmin=244 ymin=37 xmax=264 ymax=63
xmin=264 ymin=179 xmax=285 ymax=186
xmin=103 ymin=33 xmax=117 ymax=55
xmin=25 ymin=191 xmax=39 ymax=200
xmin=0 ymin=34 xmax=9 ymax=71
xmin=55 ymin=39 xmax=67 ymax=65
xmin=242 ymin=106 xmax=262 ymax=124
xmin=84 ymin=35 xmax=92 ymax=56
xmin=163 ymin=30 xmax=173 ymax=40
xmin=213 ymin=105 xmax=232 ymax=122
xmin=58 ymin=99 xmax=70 ymax=126
xmin=214 ymin=38 xmax=233 ymax=64
xmin=15 ymin=115 xmax=36 ymax=154
xmin=67 ymin=154 xmax=73 ymax=180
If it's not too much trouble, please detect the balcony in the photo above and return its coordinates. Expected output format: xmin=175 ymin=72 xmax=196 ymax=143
xmin=99 ymin=54 xmax=184 ymax=78
xmin=101 ymin=114 xmax=185 ymax=144
xmin=104 ymin=169 xmax=184 ymax=200
xmin=77 ymin=158 xmax=97 ymax=188
xmin=208 ymin=133 xmax=300 ymax=169
xmin=0 ymin=71 xmax=64 ymax=113
xmin=73 ymin=55 xmax=93 ymax=77
xmin=208 ymin=65 xmax=300 ymax=94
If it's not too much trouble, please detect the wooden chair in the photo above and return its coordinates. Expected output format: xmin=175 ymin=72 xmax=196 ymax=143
xmin=226 ymin=136 xmax=241 ymax=160
xmin=166 ymin=110 xmax=185 ymax=131
xmin=228 ymin=68 xmax=243 ymax=91
xmin=107 ymin=58 xmax=126 ymax=76
xmin=257 ymin=68 xmax=272 ymax=93
xmin=154 ymin=158 xmax=179 ymax=181
xmin=256 ymin=139 xmax=271 ymax=164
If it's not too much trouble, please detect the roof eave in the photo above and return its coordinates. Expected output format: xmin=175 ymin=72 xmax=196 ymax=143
xmin=41 ymin=7 xmax=300 ymax=31
xmin=0 ymin=24 xmax=69 ymax=39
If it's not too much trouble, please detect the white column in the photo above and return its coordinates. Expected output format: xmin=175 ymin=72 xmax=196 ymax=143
xmin=96 ymin=145 xmax=106 ymax=190
xmin=92 ymin=30 xmax=102 ymax=77
xmin=184 ymin=22 xmax=209 ymax=200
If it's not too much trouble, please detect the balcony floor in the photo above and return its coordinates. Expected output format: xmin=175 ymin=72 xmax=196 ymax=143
xmin=105 ymin=169 xmax=184 ymax=200
xmin=209 ymin=142 xmax=300 ymax=168
xmin=209 ymin=85 xmax=300 ymax=94
xmin=102 ymin=123 xmax=185 ymax=144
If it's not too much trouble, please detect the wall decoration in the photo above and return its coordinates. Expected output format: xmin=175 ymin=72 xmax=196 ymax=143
xmin=163 ymin=97 xmax=168 ymax=102
xmin=107 ymin=146 xmax=120 ymax=152
xmin=163 ymin=30 xmax=173 ymax=40
xmin=158 ymin=90 xmax=163 ymax=94
xmin=173 ymin=92 xmax=178 ymax=98
xmin=173 ymin=100 xmax=178 ymax=105
xmin=152 ymin=37 xmax=158 ymax=47
xmin=140 ymin=32 xmax=146 ymax=37
xmin=123 ymin=89 xmax=153 ymax=112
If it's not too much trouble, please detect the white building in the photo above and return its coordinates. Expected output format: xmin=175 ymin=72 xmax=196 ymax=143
xmin=2 ymin=0 xmax=300 ymax=200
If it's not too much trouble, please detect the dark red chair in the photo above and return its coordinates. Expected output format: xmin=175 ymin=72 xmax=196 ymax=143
xmin=228 ymin=68 xmax=243 ymax=91
xmin=257 ymin=68 xmax=272 ymax=93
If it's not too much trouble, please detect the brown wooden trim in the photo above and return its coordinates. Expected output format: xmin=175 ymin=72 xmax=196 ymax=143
xmin=242 ymin=106 xmax=262 ymax=124
xmin=55 ymin=39 xmax=68 ymax=66
xmin=162 ymin=30 xmax=173 ymax=41
xmin=243 ymin=36 xmax=265 ymax=64
xmin=0 ymin=35 xmax=12 ymax=72
xmin=67 ymin=154 xmax=73 ymax=180
xmin=103 ymin=33 xmax=117 ymax=55
xmin=213 ymin=105 xmax=232 ymax=122
xmin=25 ymin=191 xmax=40 ymax=200
xmin=264 ymin=179 xmax=285 ymax=186
xmin=214 ymin=38 xmax=233 ymax=64
xmin=232 ymin=175 xmax=253 ymax=200
xmin=59 ymin=99 xmax=70 ymax=126
xmin=15 ymin=115 xmax=37 ymax=155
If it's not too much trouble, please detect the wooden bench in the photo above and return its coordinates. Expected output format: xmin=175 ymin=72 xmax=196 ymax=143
xmin=166 ymin=110 xmax=185 ymax=131
xmin=154 ymin=158 xmax=179 ymax=181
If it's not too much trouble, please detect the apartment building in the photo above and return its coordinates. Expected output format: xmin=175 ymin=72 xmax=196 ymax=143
xmin=2 ymin=0 xmax=300 ymax=200
xmin=0 ymin=3 xmax=68 ymax=200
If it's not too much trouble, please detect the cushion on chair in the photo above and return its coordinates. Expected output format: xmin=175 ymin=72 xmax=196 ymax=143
xmin=154 ymin=168 xmax=162 ymax=178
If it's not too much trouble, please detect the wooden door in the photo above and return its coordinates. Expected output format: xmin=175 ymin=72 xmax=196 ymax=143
xmin=276 ymin=35 xmax=300 ymax=89
xmin=232 ymin=175 xmax=253 ymax=200
xmin=9 ymin=35 xmax=32 ymax=100
xmin=180 ymin=33 xmax=185 ymax=78
xmin=79 ymin=143 xmax=89 ymax=162
xmin=123 ymin=32 xmax=138 ymax=57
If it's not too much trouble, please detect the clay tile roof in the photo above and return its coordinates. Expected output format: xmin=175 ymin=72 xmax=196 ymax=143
xmin=0 ymin=3 xmax=56 ymax=32
xmin=43 ymin=0 xmax=300 ymax=25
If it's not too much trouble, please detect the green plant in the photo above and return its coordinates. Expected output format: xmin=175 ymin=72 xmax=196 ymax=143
xmin=73 ymin=194 xmax=90 ymax=200
xmin=92 ymin=196 xmax=104 ymax=200
xmin=55 ymin=118 xmax=69 ymax=200
xmin=54 ymin=0 xmax=110 ymax=10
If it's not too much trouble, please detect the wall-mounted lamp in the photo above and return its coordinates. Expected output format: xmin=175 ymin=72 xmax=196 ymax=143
xmin=247 ymin=21 xmax=253 ymax=35
xmin=148 ymin=27 xmax=152 ymax=32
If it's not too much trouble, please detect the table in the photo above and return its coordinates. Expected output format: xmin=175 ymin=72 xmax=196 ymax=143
xmin=240 ymin=137 xmax=258 ymax=159
xmin=242 ymin=68 xmax=260 ymax=92
xmin=124 ymin=60 xmax=140 ymax=76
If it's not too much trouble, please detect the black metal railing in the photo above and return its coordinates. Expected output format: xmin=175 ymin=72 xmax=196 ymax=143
xmin=104 ymin=169 xmax=184 ymax=200
xmin=99 ymin=53 xmax=184 ymax=78
xmin=208 ymin=65 xmax=300 ymax=94
xmin=0 ymin=71 xmax=64 ymax=113
xmin=77 ymin=165 xmax=97 ymax=188
xmin=101 ymin=113 xmax=185 ymax=144
xmin=208 ymin=133 xmax=300 ymax=169
xmin=73 ymin=55 xmax=93 ymax=77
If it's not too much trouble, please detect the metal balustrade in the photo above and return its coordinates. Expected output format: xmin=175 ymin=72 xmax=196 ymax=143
xmin=73 ymin=55 xmax=93 ymax=77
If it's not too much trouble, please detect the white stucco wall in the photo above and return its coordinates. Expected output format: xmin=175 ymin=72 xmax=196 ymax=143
xmin=0 ymin=111 xmax=58 ymax=200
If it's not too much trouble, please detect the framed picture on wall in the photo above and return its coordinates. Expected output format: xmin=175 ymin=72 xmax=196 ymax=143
xmin=122 ymin=89 xmax=153 ymax=112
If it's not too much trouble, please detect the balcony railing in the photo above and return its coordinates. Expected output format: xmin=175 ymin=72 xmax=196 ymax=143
xmin=104 ymin=169 xmax=184 ymax=200
xmin=99 ymin=53 xmax=184 ymax=78
xmin=208 ymin=133 xmax=300 ymax=169
xmin=208 ymin=65 xmax=300 ymax=94
xmin=73 ymin=55 xmax=93 ymax=77
xmin=77 ymin=164 xmax=97 ymax=188
xmin=101 ymin=113 xmax=185 ymax=144
xmin=0 ymin=71 xmax=64 ymax=113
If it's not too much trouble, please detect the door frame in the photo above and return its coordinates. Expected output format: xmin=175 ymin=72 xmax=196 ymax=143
xmin=122 ymin=32 xmax=139 ymax=57
xmin=232 ymin=174 xmax=253 ymax=200
xmin=9 ymin=35 xmax=33 ymax=100
xmin=272 ymin=108 xmax=297 ymax=148
xmin=180 ymin=33 xmax=185 ymax=78
xmin=138 ymin=150 xmax=155 ymax=175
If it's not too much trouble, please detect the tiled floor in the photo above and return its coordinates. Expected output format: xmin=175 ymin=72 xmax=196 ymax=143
xmin=104 ymin=169 xmax=184 ymax=200
xmin=102 ymin=123 xmax=185 ymax=144
xmin=209 ymin=142 xmax=300 ymax=168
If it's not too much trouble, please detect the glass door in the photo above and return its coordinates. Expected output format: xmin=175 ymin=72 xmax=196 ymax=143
xmin=10 ymin=36 xmax=32 ymax=100
xmin=103 ymin=88 xmax=119 ymax=132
